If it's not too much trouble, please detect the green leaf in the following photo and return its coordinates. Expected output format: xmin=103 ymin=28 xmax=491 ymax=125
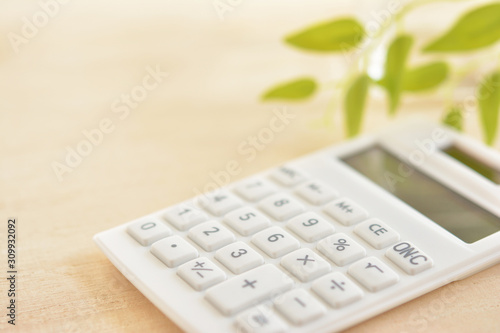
xmin=442 ymin=106 xmax=463 ymax=131
xmin=285 ymin=18 xmax=364 ymax=52
xmin=261 ymin=77 xmax=317 ymax=101
xmin=344 ymin=74 xmax=370 ymax=137
xmin=424 ymin=3 xmax=500 ymax=52
xmin=382 ymin=35 xmax=413 ymax=115
xmin=402 ymin=61 xmax=449 ymax=92
xmin=478 ymin=72 xmax=500 ymax=145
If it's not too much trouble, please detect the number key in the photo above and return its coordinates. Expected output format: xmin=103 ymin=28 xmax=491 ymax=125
xmin=252 ymin=227 xmax=300 ymax=258
xmin=224 ymin=207 xmax=270 ymax=236
xmin=188 ymin=221 xmax=235 ymax=251
xmin=197 ymin=190 xmax=242 ymax=216
xmin=286 ymin=212 xmax=335 ymax=242
xmin=233 ymin=178 xmax=277 ymax=202
xmin=215 ymin=241 xmax=264 ymax=274
xmin=163 ymin=204 xmax=208 ymax=230
xmin=259 ymin=193 xmax=305 ymax=221
xmin=127 ymin=218 xmax=172 ymax=246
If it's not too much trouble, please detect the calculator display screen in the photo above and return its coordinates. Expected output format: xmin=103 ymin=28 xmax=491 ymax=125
xmin=342 ymin=146 xmax=500 ymax=243
xmin=442 ymin=144 xmax=500 ymax=184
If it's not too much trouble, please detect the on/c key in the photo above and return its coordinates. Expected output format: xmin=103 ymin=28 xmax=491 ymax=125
xmin=386 ymin=241 xmax=433 ymax=275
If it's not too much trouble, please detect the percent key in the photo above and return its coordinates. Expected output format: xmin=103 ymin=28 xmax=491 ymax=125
xmin=317 ymin=233 xmax=366 ymax=266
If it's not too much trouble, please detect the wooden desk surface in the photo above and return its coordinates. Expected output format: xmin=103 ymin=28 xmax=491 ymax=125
xmin=1 ymin=1 xmax=499 ymax=332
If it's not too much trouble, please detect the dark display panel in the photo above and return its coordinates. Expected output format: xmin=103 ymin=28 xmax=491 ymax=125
xmin=342 ymin=146 xmax=500 ymax=243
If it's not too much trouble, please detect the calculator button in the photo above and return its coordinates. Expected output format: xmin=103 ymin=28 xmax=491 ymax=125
xmin=224 ymin=207 xmax=271 ymax=236
xmin=295 ymin=180 xmax=339 ymax=205
xmin=348 ymin=257 xmax=399 ymax=292
xmin=354 ymin=219 xmax=400 ymax=250
xmin=281 ymin=248 xmax=330 ymax=282
xmin=215 ymin=241 xmax=264 ymax=274
xmin=150 ymin=235 xmax=198 ymax=268
xmin=312 ymin=272 xmax=363 ymax=308
xmin=286 ymin=212 xmax=335 ymax=243
xmin=252 ymin=227 xmax=300 ymax=259
xmin=323 ymin=198 xmax=368 ymax=226
xmin=259 ymin=193 xmax=305 ymax=221
xmin=269 ymin=165 xmax=307 ymax=186
xmin=234 ymin=178 xmax=277 ymax=202
xmin=163 ymin=204 xmax=208 ymax=231
xmin=236 ymin=305 xmax=288 ymax=333
xmin=177 ymin=257 xmax=226 ymax=291
xmin=317 ymin=233 xmax=366 ymax=266
xmin=126 ymin=218 xmax=172 ymax=246
xmin=188 ymin=221 xmax=236 ymax=252
xmin=386 ymin=241 xmax=433 ymax=275
xmin=275 ymin=289 xmax=326 ymax=326
xmin=205 ymin=264 xmax=294 ymax=316
xmin=197 ymin=190 xmax=243 ymax=216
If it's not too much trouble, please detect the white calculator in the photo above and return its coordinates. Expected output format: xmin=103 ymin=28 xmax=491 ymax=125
xmin=94 ymin=120 xmax=500 ymax=333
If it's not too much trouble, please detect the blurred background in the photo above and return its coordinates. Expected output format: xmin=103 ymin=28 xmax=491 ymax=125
xmin=1 ymin=0 xmax=499 ymax=332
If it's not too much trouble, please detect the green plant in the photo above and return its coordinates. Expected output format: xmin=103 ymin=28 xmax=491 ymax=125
xmin=261 ymin=1 xmax=500 ymax=145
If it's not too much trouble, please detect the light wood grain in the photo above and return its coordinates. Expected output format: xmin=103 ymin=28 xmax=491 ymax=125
xmin=1 ymin=1 xmax=499 ymax=332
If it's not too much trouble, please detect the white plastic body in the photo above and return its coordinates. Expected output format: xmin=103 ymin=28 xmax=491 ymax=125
xmin=94 ymin=120 xmax=500 ymax=333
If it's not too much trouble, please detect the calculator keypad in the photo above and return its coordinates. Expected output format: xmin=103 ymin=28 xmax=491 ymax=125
xmin=215 ymin=241 xmax=264 ymax=274
xmin=312 ymin=272 xmax=363 ymax=308
xmin=123 ymin=164 xmax=434 ymax=328
xmin=224 ymin=207 xmax=270 ymax=236
xmin=354 ymin=218 xmax=400 ymax=249
xmin=270 ymin=165 xmax=307 ymax=186
xmin=235 ymin=306 xmax=288 ymax=333
xmin=259 ymin=193 xmax=305 ymax=221
xmin=197 ymin=190 xmax=243 ymax=216
xmin=252 ymin=227 xmax=300 ymax=259
xmin=348 ymin=257 xmax=399 ymax=292
xmin=275 ymin=289 xmax=327 ymax=326
xmin=127 ymin=218 xmax=172 ymax=246
xmin=150 ymin=235 xmax=198 ymax=268
xmin=205 ymin=265 xmax=294 ymax=316
xmin=324 ymin=198 xmax=369 ymax=226
xmin=317 ymin=233 xmax=366 ymax=266
xmin=163 ymin=204 xmax=208 ymax=231
xmin=177 ymin=257 xmax=226 ymax=291
xmin=188 ymin=221 xmax=236 ymax=251
xmin=281 ymin=248 xmax=330 ymax=282
xmin=386 ymin=241 xmax=433 ymax=275
xmin=295 ymin=180 xmax=339 ymax=205
xmin=234 ymin=178 xmax=277 ymax=202
xmin=286 ymin=212 xmax=335 ymax=242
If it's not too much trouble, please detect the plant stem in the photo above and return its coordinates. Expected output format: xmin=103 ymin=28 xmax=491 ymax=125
xmin=443 ymin=50 xmax=500 ymax=107
xmin=322 ymin=0 xmax=480 ymax=128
